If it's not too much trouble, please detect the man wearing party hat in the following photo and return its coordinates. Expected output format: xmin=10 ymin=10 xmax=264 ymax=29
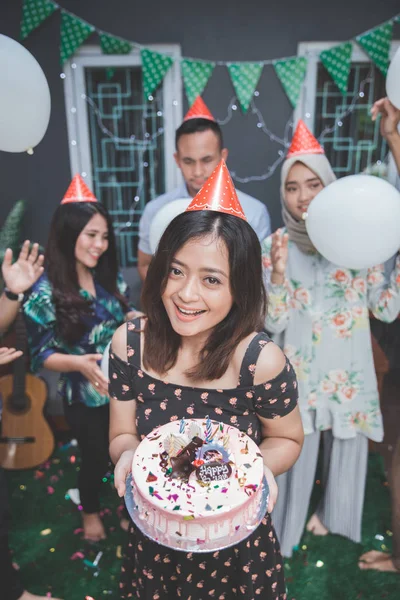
xmin=261 ymin=121 xmax=400 ymax=557
xmin=137 ymin=96 xmax=271 ymax=280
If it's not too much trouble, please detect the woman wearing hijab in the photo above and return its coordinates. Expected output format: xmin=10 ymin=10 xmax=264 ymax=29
xmin=262 ymin=121 xmax=400 ymax=557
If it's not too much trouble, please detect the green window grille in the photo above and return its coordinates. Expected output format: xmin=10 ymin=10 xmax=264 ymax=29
xmin=314 ymin=63 xmax=387 ymax=176
xmin=84 ymin=66 xmax=165 ymax=266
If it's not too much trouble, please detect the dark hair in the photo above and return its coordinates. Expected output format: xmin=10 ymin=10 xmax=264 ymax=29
xmin=175 ymin=118 xmax=224 ymax=152
xmin=46 ymin=202 xmax=128 ymax=345
xmin=141 ymin=211 xmax=267 ymax=381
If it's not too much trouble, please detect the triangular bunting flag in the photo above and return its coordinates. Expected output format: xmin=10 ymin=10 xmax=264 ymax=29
xmin=320 ymin=42 xmax=352 ymax=96
xmin=141 ymin=48 xmax=174 ymax=98
xmin=60 ymin=12 xmax=95 ymax=65
xmin=100 ymin=33 xmax=132 ymax=55
xmin=273 ymin=56 xmax=307 ymax=109
xmin=356 ymin=21 xmax=393 ymax=76
xmin=20 ymin=0 xmax=58 ymax=40
xmin=227 ymin=63 xmax=263 ymax=113
xmin=181 ymin=59 xmax=215 ymax=107
xmin=186 ymin=160 xmax=247 ymax=221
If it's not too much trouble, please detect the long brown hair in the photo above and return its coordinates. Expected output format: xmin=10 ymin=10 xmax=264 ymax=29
xmin=46 ymin=202 xmax=129 ymax=345
xmin=141 ymin=210 xmax=267 ymax=381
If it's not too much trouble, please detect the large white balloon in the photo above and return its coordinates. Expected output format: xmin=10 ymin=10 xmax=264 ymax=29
xmin=386 ymin=47 xmax=400 ymax=110
xmin=149 ymin=198 xmax=191 ymax=253
xmin=305 ymin=174 xmax=400 ymax=270
xmin=0 ymin=35 xmax=51 ymax=153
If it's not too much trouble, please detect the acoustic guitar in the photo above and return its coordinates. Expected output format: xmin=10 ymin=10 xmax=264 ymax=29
xmin=0 ymin=311 xmax=54 ymax=469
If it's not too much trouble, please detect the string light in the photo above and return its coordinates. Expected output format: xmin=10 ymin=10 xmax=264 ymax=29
xmin=318 ymin=70 xmax=373 ymax=141
xmin=63 ymin=54 xmax=383 ymax=227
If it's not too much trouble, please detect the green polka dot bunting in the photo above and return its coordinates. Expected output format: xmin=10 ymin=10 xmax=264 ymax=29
xmin=181 ymin=60 xmax=215 ymax=107
xmin=273 ymin=57 xmax=307 ymax=109
xmin=356 ymin=21 xmax=393 ymax=76
xmin=20 ymin=0 xmax=57 ymax=40
xmin=100 ymin=33 xmax=132 ymax=55
xmin=227 ymin=63 xmax=263 ymax=113
xmin=60 ymin=12 xmax=95 ymax=65
xmin=141 ymin=48 xmax=174 ymax=98
xmin=320 ymin=42 xmax=352 ymax=96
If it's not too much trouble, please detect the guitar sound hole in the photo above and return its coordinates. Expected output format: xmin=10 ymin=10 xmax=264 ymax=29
xmin=7 ymin=394 xmax=31 ymax=415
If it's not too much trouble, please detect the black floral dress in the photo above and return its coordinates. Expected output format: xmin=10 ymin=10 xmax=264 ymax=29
xmin=109 ymin=319 xmax=298 ymax=600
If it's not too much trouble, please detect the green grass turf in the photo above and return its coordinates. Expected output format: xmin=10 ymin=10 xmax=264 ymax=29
xmin=5 ymin=445 xmax=400 ymax=599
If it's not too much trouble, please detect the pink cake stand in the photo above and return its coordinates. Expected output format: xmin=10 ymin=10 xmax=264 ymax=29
xmin=124 ymin=473 xmax=269 ymax=553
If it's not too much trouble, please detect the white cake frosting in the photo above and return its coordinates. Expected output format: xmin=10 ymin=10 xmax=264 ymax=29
xmin=130 ymin=418 xmax=265 ymax=550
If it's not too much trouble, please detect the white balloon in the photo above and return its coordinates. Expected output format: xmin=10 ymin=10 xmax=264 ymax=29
xmin=101 ymin=342 xmax=111 ymax=379
xmin=0 ymin=35 xmax=51 ymax=153
xmin=305 ymin=174 xmax=400 ymax=270
xmin=386 ymin=47 xmax=400 ymax=110
xmin=149 ymin=198 xmax=191 ymax=253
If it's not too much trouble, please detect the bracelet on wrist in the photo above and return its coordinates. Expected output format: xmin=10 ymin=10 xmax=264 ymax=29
xmin=4 ymin=287 xmax=24 ymax=302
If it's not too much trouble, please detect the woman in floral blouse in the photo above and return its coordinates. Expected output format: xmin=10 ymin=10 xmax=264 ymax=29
xmin=262 ymin=122 xmax=400 ymax=557
xmin=23 ymin=199 xmax=133 ymax=541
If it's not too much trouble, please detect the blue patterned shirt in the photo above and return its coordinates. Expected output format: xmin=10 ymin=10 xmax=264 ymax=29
xmin=23 ymin=272 xmax=130 ymax=407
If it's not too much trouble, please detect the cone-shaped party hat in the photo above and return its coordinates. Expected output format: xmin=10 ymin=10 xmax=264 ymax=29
xmin=185 ymin=160 xmax=246 ymax=220
xmin=183 ymin=96 xmax=216 ymax=122
xmin=287 ymin=120 xmax=324 ymax=158
xmin=61 ymin=174 xmax=98 ymax=204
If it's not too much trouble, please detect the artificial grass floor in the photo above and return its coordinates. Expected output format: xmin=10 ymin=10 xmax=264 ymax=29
xmin=5 ymin=441 xmax=400 ymax=599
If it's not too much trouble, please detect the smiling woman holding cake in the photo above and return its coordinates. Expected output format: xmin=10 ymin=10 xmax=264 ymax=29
xmin=109 ymin=161 xmax=303 ymax=599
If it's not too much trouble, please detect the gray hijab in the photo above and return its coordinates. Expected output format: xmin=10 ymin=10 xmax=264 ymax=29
xmin=281 ymin=153 xmax=337 ymax=254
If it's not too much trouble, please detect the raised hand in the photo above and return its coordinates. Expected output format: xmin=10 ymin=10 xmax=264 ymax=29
xmin=371 ymin=97 xmax=400 ymax=140
xmin=270 ymin=229 xmax=289 ymax=284
xmin=2 ymin=240 xmax=44 ymax=294
xmin=0 ymin=346 xmax=23 ymax=365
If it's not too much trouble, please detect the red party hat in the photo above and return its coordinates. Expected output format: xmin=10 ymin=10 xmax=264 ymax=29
xmin=183 ymin=96 xmax=216 ymax=122
xmin=287 ymin=120 xmax=324 ymax=158
xmin=185 ymin=160 xmax=246 ymax=221
xmin=61 ymin=174 xmax=98 ymax=204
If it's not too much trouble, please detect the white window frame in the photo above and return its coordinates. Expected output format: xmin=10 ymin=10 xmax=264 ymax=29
xmin=295 ymin=41 xmax=400 ymax=185
xmin=63 ymin=44 xmax=182 ymax=192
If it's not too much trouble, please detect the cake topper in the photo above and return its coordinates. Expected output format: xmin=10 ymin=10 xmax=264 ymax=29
xmin=170 ymin=436 xmax=204 ymax=479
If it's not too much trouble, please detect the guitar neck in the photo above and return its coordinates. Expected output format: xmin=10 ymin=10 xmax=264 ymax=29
xmin=12 ymin=311 xmax=27 ymax=399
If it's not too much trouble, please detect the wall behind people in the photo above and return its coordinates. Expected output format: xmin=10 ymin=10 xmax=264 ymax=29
xmin=0 ymin=0 xmax=399 ymax=243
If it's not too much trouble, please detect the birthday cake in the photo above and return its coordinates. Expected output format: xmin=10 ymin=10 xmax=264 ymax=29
xmin=130 ymin=418 xmax=265 ymax=550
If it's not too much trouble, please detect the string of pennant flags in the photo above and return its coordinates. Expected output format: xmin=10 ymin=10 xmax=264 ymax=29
xmin=20 ymin=0 xmax=400 ymax=112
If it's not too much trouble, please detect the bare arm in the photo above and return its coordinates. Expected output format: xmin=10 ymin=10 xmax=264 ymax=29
xmin=137 ymin=249 xmax=152 ymax=282
xmin=254 ymin=343 xmax=304 ymax=476
xmin=371 ymin=97 xmax=400 ymax=173
xmin=254 ymin=342 xmax=304 ymax=511
xmin=108 ymin=323 xmax=141 ymax=496
xmin=258 ymin=406 xmax=303 ymax=476
xmin=0 ymin=294 xmax=21 ymax=335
